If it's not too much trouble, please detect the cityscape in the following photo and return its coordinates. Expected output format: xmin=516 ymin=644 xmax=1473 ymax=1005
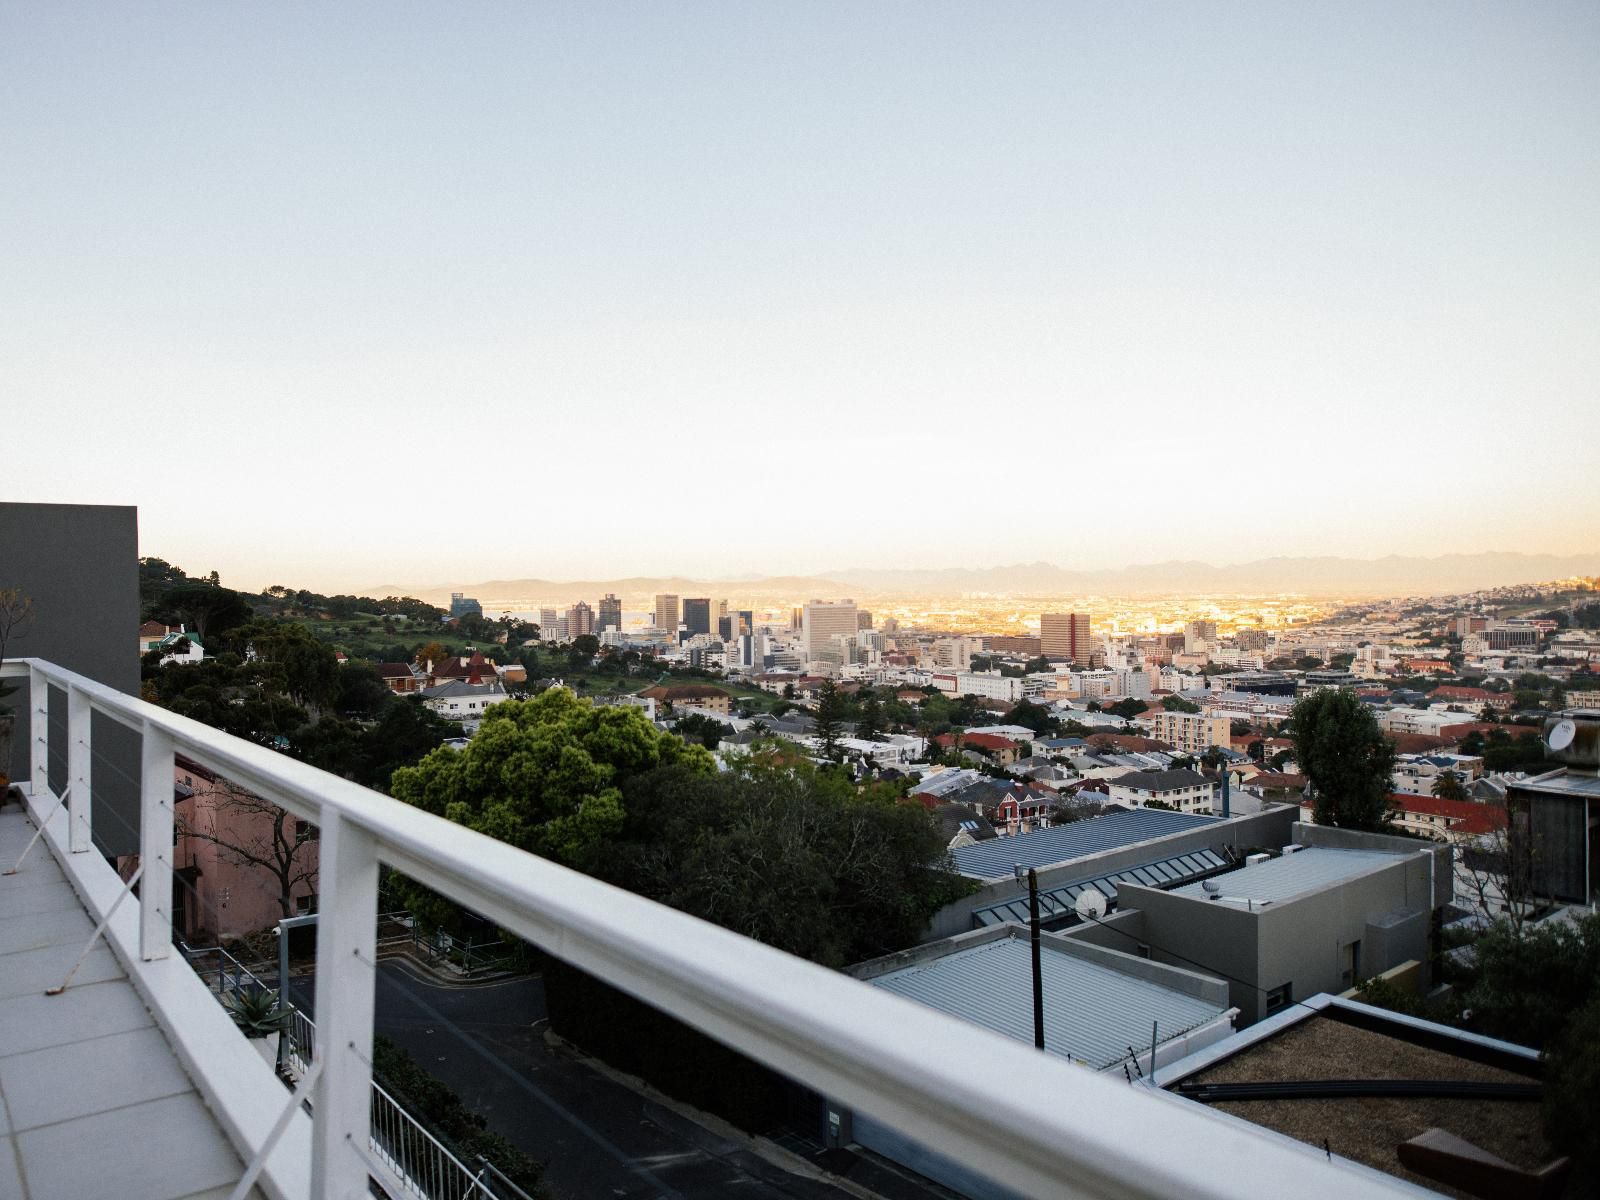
xmin=5 ymin=3 xmax=1600 ymax=1200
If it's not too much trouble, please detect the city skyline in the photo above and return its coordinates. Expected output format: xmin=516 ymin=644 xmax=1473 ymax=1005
xmin=8 ymin=3 xmax=1599 ymax=590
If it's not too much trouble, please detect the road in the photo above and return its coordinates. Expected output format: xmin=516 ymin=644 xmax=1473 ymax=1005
xmin=291 ymin=962 xmax=855 ymax=1200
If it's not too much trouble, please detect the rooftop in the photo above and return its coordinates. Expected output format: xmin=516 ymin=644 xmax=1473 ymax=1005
xmin=863 ymin=934 xmax=1232 ymax=1071
xmin=0 ymin=806 xmax=259 ymax=1200
xmin=1170 ymin=847 xmax=1408 ymax=905
xmin=971 ymin=847 xmax=1231 ymax=927
xmin=950 ymin=807 xmax=1217 ymax=879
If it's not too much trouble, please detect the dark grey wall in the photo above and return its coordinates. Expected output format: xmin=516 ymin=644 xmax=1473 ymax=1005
xmin=0 ymin=503 xmax=141 ymax=856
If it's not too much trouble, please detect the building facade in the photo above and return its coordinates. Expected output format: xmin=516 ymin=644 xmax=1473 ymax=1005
xmin=1040 ymin=612 xmax=1092 ymax=663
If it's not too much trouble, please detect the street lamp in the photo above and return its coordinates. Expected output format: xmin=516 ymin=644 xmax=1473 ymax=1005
xmin=1013 ymin=863 xmax=1045 ymax=1050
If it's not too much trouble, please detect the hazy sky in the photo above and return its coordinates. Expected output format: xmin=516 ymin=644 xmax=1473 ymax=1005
xmin=5 ymin=3 xmax=1598 ymax=592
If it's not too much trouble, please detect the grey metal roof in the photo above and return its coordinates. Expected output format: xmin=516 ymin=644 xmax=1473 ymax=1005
xmin=1510 ymin=769 xmax=1600 ymax=799
xmin=972 ymin=848 xmax=1230 ymax=927
xmin=1168 ymin=847 xmax=1406 ymax=905
xmin=868 ymin=937 xmax=1228 ymax=1070
xmin=950 ymin=808 xmax=1218 ymax=879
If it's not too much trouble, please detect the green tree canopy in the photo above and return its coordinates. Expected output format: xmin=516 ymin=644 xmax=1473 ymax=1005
xmin=1107 ymin=697 xmax=1148 ymax=720
xmin=594 ymin=747 xmax=971 ymax=967
xmin=390 ymin=688 xmax=715 ymax=865
xmin=1290 ymin=688 xmax=1395 ymax=830
xmin=1162 ymin=695 xmax=1202 ymax=713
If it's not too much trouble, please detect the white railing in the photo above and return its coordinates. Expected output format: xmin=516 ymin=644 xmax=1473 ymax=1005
xmin=181 ymin=943 xmax=513 ymax=1200
xmin=4 ymin=657 xmax=1423 ymax=1200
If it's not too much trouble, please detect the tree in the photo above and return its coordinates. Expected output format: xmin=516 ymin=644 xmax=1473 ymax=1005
xmin=156 ymin=582 xmax=253 ymax=641
xmin=1544 ymin=995 xmax=1600 ymax=1175
xmin=1003 ymin=700 xmax=1056 ymax=736
xmin=856 ymin=692 xmax=886 ymax=742
xmin=0 ymin=587 xmax=34 ymax=709
xmin=1162 ymin=695 xmax=1201 ymax=713
xmin=390 ymin=688 xmax=714 ymax=866
xmin=175 ymin=774 xmax=318 ymax=921
xmin=1106 ymin=698 xmax=1148 ymax=721
xmin=413 ymin=641 xmax=450 ymax=669
xmin=595 ymin=748 xmax=972 ymax=967
xmin=813 ymin=681 xmax=845 ymax=761
xmin=1430 ymin=771 xmax=1466 ymax=801
xmin=1290 ymin=688 xmax=1394 ymax=830
xmin=674 ymin=712 xmax=734 ymax=749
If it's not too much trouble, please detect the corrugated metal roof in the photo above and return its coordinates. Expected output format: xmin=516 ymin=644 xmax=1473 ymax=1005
xmin=868 ymin=938 xmax=1228 ymax=1070
xmin=950 ymin=808 xmax=1218 ymax=878
xmin=1169 ymin=847 xmax=1406 ymax=904
xmin=972 ymin=848 xmax=1230 ymax=927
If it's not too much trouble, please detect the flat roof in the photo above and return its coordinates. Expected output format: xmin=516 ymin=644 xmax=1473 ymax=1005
xmin=950 ymin=808 xmax=1217 ymax=879
xmin=868 ymin=937 xmax=1228 ymax=1070
xmin=1169 ymin=847 xmax=1406 ymax=905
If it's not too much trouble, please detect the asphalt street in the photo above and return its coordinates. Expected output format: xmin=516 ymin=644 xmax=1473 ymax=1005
xmin=292 ymin=962 xmax=857 ymax=1200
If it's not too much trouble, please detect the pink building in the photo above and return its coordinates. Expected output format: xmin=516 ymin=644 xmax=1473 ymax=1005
xmin=171 ymin=755 xmax=320 ymax=943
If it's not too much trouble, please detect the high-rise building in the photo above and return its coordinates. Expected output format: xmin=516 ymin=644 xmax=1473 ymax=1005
xmin=449 ymin=592 xmax=483 ymax=619
xmin=538 ymin=607 xmax=559 ymax=640
xmin=736 ymin=610 xmax=754 ymax=636
xmin=566 ymin=601 xmax=594 ymax=638
xmin=654 ymin=594 xmax=679 ymax=632
xmin=1040 ymin=613 xmax=1091 ymax=663
xmin=717 ymin=615 xmax=734 ymax=641
xmin=682 ymin=598 xmax=711 ymax=637
xmin=803 ymin=599 xmax=858 ymax=663
xmin=857 ymin=611 xmax=874 ymax=630
xmin=597 ymin=593 xmax=622 ymax=632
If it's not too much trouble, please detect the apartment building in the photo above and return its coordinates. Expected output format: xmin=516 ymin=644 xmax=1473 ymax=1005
xmin=1040 ymin=612 xmax=1091 ymax=663
xmin=1140 ymin=710 xmax=1233 ymax=755
xmin=803 ymin=599 xmax=859 ymax=664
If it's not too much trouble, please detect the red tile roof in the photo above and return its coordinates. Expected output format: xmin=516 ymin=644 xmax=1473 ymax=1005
xmin=1387 ymin=793 xmax=1507 ymax=835
xmin=934 ymin=732 xmax=1018 ymax=752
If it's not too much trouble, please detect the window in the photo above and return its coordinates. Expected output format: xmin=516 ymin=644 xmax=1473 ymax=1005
xmin=296 ymin=893 xmax=318 ymax=915
xmin=295 ymin=820 xmax=319 ymax=842
xmin=1265 ymin=983 xmax=1292 ymax=1014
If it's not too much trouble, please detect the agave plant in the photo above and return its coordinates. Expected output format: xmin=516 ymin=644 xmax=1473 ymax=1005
xmin=225 ymin=986 xmax=294 ymax=1038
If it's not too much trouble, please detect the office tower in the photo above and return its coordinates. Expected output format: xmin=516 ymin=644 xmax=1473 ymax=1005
xmin=790 ymin=607 xmax=804 ymax=632
xmin=1040 ymin=613 xmax=1092 ymax=663
xmin=682 ymin=598 xmax=711 ymax=637
xmin=597 ymin=593 xmax=622 ymax=632
xmin=654 ymin=594 xmax=679 ymax=632
xmin=566 ymin=601 xmax=594 ymax=638
xmin=803 ymin=599 xmax=858 ymax=663
xmin=857 ymin=610 xmax=873 ymax=630
xmin=538 ymin=607 xmax=558 ymax=633
xmin=718 ymin=615 xmax=734 ymax=641
xmin=449 ymin=592 xmax=483 ymax=619
xmin=737 ymin=610 xmax=754 ymax=636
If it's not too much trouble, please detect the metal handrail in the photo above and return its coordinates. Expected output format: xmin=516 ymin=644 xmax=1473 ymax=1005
xmin=5 ymin=657 xmax=1418 ymax=1200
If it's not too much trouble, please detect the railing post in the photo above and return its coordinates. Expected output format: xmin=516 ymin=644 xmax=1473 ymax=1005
xmin=67 ymin=684 xmax=92 ymax=853
xmin=29 ymin=665 xmax=49 ymax=799
xmin=311 ymin=811 xmax=378 ymax=1199
xmin=140 ymin=723 xmax=175 ymax=960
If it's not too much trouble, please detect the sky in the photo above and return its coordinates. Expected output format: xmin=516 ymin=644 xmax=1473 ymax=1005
xmin=4 ymin=3 xmax=1598 ymax=593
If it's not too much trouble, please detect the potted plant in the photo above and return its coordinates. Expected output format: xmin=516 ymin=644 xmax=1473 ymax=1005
xmin=225 ymin=985 xmax=295 ymax=1066
xmin=0 ymin=588 xmax=34 ymax=803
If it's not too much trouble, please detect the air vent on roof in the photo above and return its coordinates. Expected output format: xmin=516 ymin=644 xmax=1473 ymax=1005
xmin=1281 ymin=844 xmax=1303 ymax=855
xmin=1246 ymin=853 xmax=1270 ymax=866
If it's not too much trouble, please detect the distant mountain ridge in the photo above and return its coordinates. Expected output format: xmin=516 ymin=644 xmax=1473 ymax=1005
xmin=364 ymin=551 xmax=1600 ymax=606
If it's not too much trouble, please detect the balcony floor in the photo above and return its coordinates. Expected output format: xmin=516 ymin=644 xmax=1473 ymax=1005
xmin=0 ymin=803 xmax=261 ymax=1200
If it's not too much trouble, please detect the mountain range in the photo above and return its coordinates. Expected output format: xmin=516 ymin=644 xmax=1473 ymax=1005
xmin=365 ymin=552 xmax=1600 ymax=607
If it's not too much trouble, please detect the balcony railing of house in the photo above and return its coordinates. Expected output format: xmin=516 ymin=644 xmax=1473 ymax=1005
xmin=2 ymin=657 xmax=1421 ymax=1200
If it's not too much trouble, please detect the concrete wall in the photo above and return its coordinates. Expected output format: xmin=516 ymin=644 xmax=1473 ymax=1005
xmin=1292 ymin=822 xmax=1453 ymax=908
xmin=0 ymin=503 xmax=140 ymax=856
xmin=925 ymin=805 xmax=1300 ymax=940
xmin=1113 ymin=850 xmax=1438 ymax=1025
xmin=1041 ymin=928 xmax=1231 ymax=1008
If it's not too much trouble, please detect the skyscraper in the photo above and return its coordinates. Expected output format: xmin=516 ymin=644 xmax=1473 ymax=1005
xmin=803 ymin=599 xmax=858 ymax=664
xmin=654 ymin=594 xmax=679 ymax=632
xmin=566 ymin=601 xmax=595 ymax=638
xmin=1041 ymin=613 xmax=1091 ymax=663
xmin=682 ymin=598 xmax=711 ymax=637
xmin=597 ymin=593 xmax=622 ymax=632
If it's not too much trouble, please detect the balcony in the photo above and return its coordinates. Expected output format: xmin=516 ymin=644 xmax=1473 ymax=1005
xmin=0 ymin=657 xmax=1424 ymax=1199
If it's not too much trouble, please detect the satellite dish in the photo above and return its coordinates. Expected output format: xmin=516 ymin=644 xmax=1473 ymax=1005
xmin=1548 ymin=719 xmax=1577 ymax=753
xmin=1074 ymin=890 xmax=1107 ymax=922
